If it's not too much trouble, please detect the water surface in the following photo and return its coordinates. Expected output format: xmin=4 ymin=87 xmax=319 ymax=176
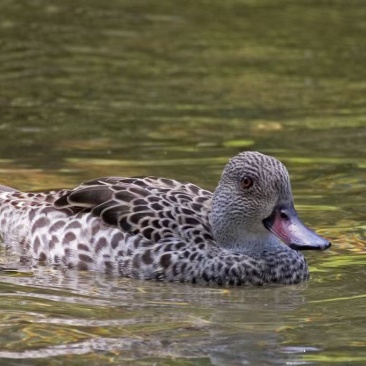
xmin=1 ymin=0 xmax=366 ymax=365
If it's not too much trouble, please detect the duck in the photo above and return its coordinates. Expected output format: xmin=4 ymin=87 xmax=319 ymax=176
xmin=0 ymin=151 xmax=330 ymax=285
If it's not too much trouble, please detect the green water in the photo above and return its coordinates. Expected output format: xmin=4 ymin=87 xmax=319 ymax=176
xmin=1 ymin=0 xmax=366 ymax=364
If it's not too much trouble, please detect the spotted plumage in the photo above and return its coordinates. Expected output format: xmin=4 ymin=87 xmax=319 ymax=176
xmin=0 ymin=151 xmax=330 ymax=285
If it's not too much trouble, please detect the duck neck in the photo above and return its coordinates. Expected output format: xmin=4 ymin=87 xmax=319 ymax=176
xmin=211 ymin=219 xmax=286 ymax=253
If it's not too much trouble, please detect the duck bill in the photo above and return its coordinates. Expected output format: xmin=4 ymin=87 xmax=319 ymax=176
xmin=262 ymin=204 xmax=331 ymax=251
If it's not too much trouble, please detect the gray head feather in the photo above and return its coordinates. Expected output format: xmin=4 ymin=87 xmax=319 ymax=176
xmin=210 ymin=151 xmax=293 ymax=251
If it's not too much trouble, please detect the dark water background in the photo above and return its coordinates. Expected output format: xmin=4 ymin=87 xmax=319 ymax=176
xmin=1 ymin=1 xmax=366 ymax=364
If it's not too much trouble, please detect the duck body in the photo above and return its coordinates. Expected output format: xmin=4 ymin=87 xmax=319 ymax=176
xmin=0 ymin=152 xmax=330 ymax=285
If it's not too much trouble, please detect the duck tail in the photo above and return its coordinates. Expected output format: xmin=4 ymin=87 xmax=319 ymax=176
xmin=0 ymin=185 xmax=18 ymax=193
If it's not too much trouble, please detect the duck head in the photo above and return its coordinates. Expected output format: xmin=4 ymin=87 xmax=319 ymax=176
xmin=210 ymin=151 xmax=331 ymax=252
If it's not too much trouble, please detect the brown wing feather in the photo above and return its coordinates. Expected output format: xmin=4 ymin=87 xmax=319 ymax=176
xmin=53 ymin=176 xmax=214 ymax=243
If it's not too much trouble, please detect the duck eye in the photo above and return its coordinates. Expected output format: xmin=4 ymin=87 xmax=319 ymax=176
xmin=240 ymin=176 xmax=253 ymax=189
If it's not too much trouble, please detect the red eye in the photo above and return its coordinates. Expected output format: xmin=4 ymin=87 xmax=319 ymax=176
xmin=240 ymin=176 xmax=253 ymax=189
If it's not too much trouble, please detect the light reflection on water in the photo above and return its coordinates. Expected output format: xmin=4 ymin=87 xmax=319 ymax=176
xmin=0 ymin=266 xmax=316 ymax=364
xmin=1 ymin=0 xmax=366 ymax=364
